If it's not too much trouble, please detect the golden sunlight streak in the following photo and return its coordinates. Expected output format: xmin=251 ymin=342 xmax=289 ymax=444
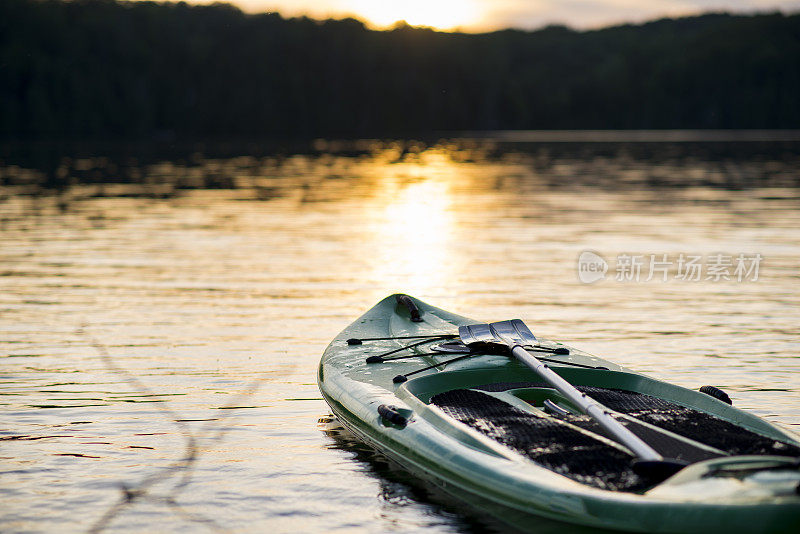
xmin=349 ymin=0 xmax=481 ymax=30
xmin=369 ymin=177 xmax=454 ymax=296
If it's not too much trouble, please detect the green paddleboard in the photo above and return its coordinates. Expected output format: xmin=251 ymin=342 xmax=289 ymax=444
xmin=318 ymin=294 xmax=800 ymax=533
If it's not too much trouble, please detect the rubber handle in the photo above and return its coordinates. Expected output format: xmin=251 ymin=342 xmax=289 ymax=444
xmin=699 ymin=385 xmax=733 ymax=405
xmin=542 ymin=399 xmax=570 ymax=417
xmin=395 ymin=294 xmax=423 ymax=322
xmin=378 ymin=404 xmax=408 ymax=426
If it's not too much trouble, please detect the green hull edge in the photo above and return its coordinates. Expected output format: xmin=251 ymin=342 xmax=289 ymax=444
xmin=318 ymin=295 xmax=800 ymax=533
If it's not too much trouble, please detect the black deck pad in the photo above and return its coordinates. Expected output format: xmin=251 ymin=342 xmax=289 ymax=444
xmin=562 ymin=414 xmax=719 ymax=463
xmin=469 ymin=382 xmax=800 ymax=458
xmin=431 ymin=386 xmax=800 ymax=492
xmin=577 ymin=386 xmax=800 ymax=458
xmin=431 ymin=389 xmax=658 ymax=492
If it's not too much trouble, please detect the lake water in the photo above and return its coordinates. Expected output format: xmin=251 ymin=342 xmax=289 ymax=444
xmin=2 ymin=136 xmax=800 ymax=532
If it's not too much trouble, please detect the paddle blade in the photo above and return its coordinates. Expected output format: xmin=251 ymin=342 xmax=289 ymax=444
xmin=458 ymin=324 xmax=509 ymax=354
xmin=489 ymin=319 xmax=537 ymax=346
xmin=458 ymin=324 xmax=494 ymax=346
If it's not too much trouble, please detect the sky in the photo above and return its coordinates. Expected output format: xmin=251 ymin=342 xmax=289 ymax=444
xmin=183 ymin=0 xmax=800 ymax=31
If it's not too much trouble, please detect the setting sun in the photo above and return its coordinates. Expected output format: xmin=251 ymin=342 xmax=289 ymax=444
xmin=349 ymin=0 xmax=480 ymax=30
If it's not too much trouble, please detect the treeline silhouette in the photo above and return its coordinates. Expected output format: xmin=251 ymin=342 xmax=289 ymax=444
xmin=2 ymin=0 xmax=800 ymax=139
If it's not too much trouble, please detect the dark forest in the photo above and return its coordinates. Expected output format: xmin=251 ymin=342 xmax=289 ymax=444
xmin=2 ymin=0 xmax=800 ymax=139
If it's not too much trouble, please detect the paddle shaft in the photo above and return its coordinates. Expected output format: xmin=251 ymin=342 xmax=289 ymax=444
xmin=509 ymin=345 xmax=662 ymax=461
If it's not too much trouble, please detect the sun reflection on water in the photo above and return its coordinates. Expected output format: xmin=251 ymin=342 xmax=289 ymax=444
xmin=368 ymin=175 xmax=454 ymax=297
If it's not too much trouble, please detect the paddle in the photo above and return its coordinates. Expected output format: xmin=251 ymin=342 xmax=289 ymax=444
xmin=459 ymin=320 xmax=687 ymax=476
